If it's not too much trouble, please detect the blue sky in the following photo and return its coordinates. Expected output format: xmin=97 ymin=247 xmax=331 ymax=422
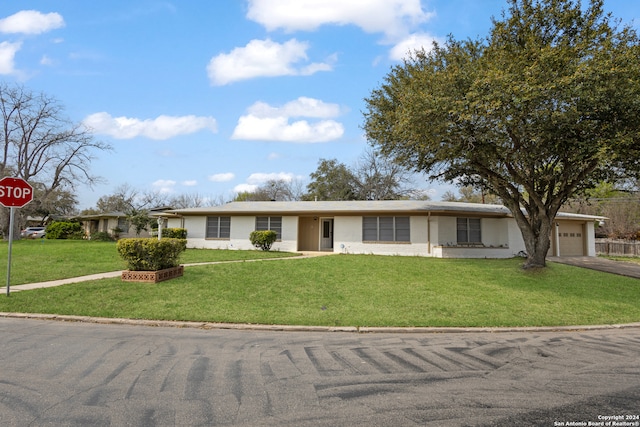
xmin=1 ymin=0 xmax=638 ymax=210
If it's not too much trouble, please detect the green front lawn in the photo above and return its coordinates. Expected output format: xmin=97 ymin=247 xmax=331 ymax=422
xmin=0 ymin=239 xmax=297 ymax=284
xmin=0 ymin=242 xmax=638 ymax=328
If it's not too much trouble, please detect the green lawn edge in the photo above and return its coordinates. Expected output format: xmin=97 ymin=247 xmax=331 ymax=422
xmin=0 ymin=245 xmax=638 ymax=328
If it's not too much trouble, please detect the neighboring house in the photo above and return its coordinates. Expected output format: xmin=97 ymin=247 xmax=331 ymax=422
xmin=159 ymin=201 xmax=605 ymax=258
xmin=77 ymin=211 xmax=153 ymax=239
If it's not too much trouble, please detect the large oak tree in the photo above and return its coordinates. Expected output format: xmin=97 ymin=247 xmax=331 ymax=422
xmin=363 ymin=0 xmax=640 ymax=268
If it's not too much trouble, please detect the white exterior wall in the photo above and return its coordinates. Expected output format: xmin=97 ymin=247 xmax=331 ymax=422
xmin=436 ymin=217 xmax=457 ymax=246
xmin=166 ymin=218 xmax=183 ymax=229
xmin=272 ymin=216 xmax=298 ymax=252
xmin=333 ymin=216 xmax=429 ymax=256
xmin=183 ymin=215 xmax=298 ymax=252
xmin=482 ymin=218 xmax=509 ymax=248
xmin=507 ymin=220 xmax=527 ymax=255
xmin=585 ymin=221 xmax=596 ymax=256
xmin=432 ymin=217 xmax=526 ymax=259
xmin=427 ymin=216 xmax=439 ymax=256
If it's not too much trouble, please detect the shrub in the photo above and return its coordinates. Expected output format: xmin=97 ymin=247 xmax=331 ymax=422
xmin=45 ymin=221 xmax=83 ymax=240
xmin=90 ymin=231 xmax=114 ymax=241
xmin=249 ymin=230 xmax=278 ymax=251
xmin=117 ymin=238 xmax=187 ymax=271
xmin=162 ymin=228 xmax=187 ymax=239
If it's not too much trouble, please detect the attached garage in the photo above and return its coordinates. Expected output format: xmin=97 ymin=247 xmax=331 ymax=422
xmin=553 ymin=221 xmax=586 ymax=256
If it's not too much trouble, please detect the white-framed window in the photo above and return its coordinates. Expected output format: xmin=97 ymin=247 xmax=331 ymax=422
xmin=255 ymin=216 xmax=282 ymax=240
xmin=362 ymin=216 xmax=410 ymax=242
xmin=206 ymin=216 xmax=231 ymax=239
xmin=457 ymin=218 xmax=481 ymax=244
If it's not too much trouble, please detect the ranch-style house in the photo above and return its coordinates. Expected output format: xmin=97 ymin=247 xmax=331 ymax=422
xmin=158 ymin=200 xmax=605 ymax=258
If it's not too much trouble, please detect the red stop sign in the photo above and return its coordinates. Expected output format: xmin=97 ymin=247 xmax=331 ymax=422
xmin=0 ymin=177 xmax=34 ymax=208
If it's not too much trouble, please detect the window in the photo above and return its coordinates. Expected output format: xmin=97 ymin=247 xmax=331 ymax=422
xmin=362 ymin=216 xmax=410 ymax=242
xmin=457 ymin=218 xmax=481 ymax=244
xmin=206 ymin=216 xmax=230 ymax=239
xmin=117 ymin=217 xmax=129 ymax=232
xmin=255 ymin=216 xmax=282 ymax=240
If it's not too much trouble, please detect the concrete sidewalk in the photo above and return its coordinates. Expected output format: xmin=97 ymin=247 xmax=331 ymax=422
xmin=547 ymin=256 xmax=640 ymax=279
xmin=7 ymin=271 xmax=122 ymax=292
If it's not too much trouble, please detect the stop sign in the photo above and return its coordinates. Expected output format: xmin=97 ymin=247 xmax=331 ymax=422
xmin=0 ymin=177 xmax=34 ymax=208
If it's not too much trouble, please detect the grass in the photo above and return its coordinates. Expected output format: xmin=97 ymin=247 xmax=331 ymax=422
xmin=0 ymin=239 xmax=297 ymax=285
xmin=0 ymin=240 xmax=639 ymax=328
xmin=600 ymin=255 xmax=640 ymax=265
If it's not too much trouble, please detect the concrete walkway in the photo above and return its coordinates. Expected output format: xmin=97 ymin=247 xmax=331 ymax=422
xmin=547 ymin=256 xmax=640 ymax=279
xmin=6 ymin=252 xmax=334 ymax=293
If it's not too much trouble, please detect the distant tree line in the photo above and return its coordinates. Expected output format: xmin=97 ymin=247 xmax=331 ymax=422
xmin=235 ymin=149 xmax=428 ymax=202
xmin=563 ymin=180 xmax=640 ymax=240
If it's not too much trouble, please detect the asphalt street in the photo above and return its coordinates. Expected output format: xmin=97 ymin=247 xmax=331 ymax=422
xmin=0 ymin=318 xmax=638 ymax=426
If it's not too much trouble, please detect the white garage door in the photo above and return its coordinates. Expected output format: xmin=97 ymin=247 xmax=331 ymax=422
xmin=558 ymin=222 xmax=584 ymax=256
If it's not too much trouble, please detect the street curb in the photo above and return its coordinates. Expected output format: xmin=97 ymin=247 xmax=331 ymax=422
xmin=1 ymin=312 xmax=640 ymax=334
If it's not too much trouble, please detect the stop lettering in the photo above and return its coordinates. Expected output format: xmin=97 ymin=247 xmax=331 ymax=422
xmin=0 ymin=177 xmax=34 ymax=208
xmin=0 ymin=185 xmax=31 ymax=199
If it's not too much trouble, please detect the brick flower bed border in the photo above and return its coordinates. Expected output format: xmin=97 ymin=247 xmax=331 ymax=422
xmin=121 ymin=265 xmax=184 ymax=283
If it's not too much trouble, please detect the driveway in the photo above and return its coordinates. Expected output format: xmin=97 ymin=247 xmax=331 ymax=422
xmin=548 ymin=256 xmax=640 ymax=279
xmin=1 ymin=318 xmax=638 ymax=426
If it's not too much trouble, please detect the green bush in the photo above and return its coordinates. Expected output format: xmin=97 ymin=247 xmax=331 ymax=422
xmin=116 ymin=238 xmax=187 ymax=271
xmin=162 ymin=228 xmax=187 ymax=239
xmin=45 ymin=221 xmax=84 ymax=240
xmin=90 ymin=231 xmax=114 ymax=241
xmin=249 ymin=230 xmax=278 ymax=251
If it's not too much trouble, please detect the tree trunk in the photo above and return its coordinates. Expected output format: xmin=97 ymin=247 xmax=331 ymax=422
xmin=517 ymin=214 xmax=553 ymax=269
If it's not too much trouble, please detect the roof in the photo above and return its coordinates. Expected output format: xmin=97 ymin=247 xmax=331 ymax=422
xmin=75 ymin=211 xmax=127 ymax=220
xmin=162 ymin=200 xmax=606 ymax=221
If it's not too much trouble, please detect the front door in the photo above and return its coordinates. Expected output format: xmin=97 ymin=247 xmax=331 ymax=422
xmin=321 ymin=219 xmax=334 ymax=251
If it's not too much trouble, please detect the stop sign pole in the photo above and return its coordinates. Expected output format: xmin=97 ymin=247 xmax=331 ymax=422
xmin=0 ymin=177 xmax=34 ymax=296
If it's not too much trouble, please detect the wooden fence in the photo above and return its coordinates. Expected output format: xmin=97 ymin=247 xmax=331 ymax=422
xmin=595 ymin=239 xmax=640 ymax=256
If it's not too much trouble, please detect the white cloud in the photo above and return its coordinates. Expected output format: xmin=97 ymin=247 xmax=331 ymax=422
xmin=0 ymin=10 xmax=65 ymax=34
xmin=232 ymin=97 xmax=344 ymax=143
xmin=248 ymin=96 xmax=342 ymax=119
xmin=152 ymin=179 xmax=176 ymax=194
xmin=207 ymin=38 xmax=334 ymax=85
xmin=247 ymin=172 xmax=295 ymax=184
xmin=182 ymin=180 xmax=198 ymax=186
xmin=246 ymin=0 xmax=433 ymax=39
xmin=389 ymin=32 xmax=442 ymax=60
xmin=233 ymin=183 xmax=258 ymax=193
xmin=0 ymin=41 xmax=21 ymax=74
xmin=83 ymin=112 xmax=217 ymax=140
xmin=40 ymin=55 xmax=55 ymax=66
xmin=208 ymin=173 xmax=235 ymax=182
xmin=233 ymin=116 xmax=343 ymax=143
